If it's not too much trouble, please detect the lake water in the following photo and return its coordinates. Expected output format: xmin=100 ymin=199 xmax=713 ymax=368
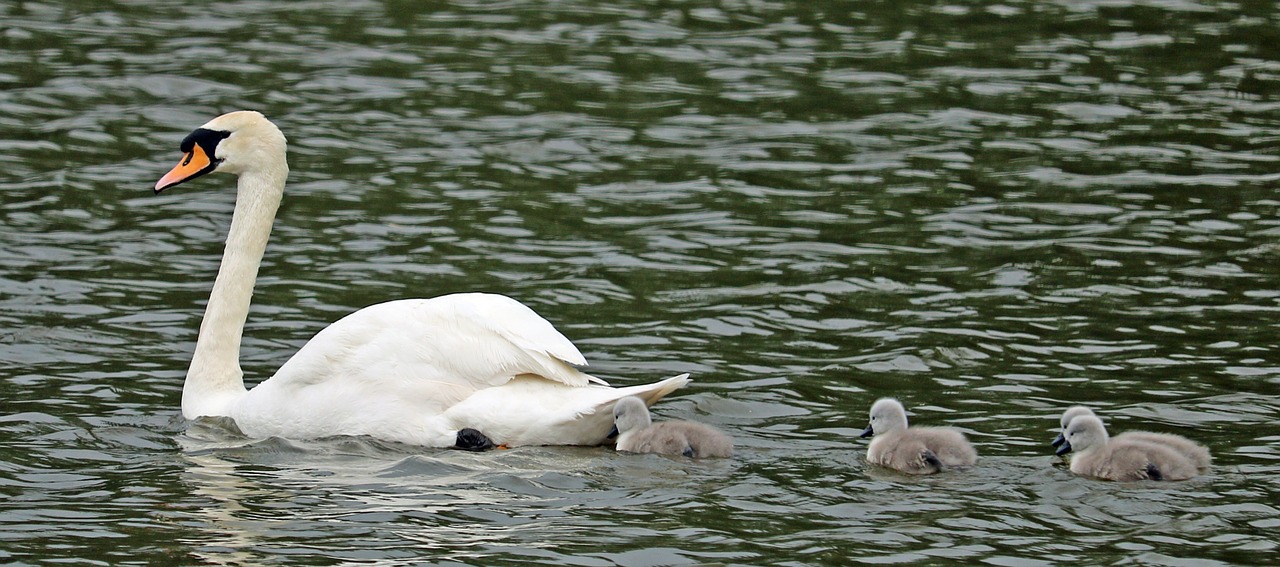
xmin=2 ymin=0 xmax=1279 ymax=565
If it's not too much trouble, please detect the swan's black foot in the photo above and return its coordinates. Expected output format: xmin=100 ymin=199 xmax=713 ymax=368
xmin=922 ymin=449 xmax=944 ymax=473
xmin=1146 ymin=463 xmax=1164 ymax=481
xmin=453 ymin=428 xmax=497 ymax=452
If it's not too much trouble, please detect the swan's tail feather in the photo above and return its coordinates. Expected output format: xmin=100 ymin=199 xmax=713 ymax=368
xmin=632 ymin=373 xmax=691 ymax=406
xmin=575 ymin=373 xmax=691 ymax=419
xmin=479 ymin=373 xmax=692 ymax=446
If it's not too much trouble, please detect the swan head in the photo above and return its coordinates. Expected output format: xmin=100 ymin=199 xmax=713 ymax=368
xmin=1052 ymin=405 xmax=1095 ymax=447
xmin=861 ymin=397 xmax=909 ymax=438
xmin=608 ymin=396 xmax=653 ymax=439
xmin=155 ymin=110 xmax=288 ymax=193
xmin=1055 ymin=414 xmax=1109 ymax=456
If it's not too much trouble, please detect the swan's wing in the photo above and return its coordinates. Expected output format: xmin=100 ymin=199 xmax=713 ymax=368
xmin=264 ymin=293 xmax=603 ymax=409
xmin=459 ymin=292 xmax=589 ymax=368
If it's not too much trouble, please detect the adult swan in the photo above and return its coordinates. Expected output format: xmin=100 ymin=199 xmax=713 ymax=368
xmin=155 ymin=110 xmax=689 ymax=448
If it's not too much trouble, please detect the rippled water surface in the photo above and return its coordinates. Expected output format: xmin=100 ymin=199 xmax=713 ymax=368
xmin=3 ymin=0 xmax=1280 ymax=564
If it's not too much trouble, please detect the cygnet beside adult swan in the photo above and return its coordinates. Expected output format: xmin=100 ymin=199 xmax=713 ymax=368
xmin=860 ymin=398 xmax=977 ymax=475
xmin=1052 ymin=406 xmax=1211 ymax=471
xmin=610 ymin=396 xmax=733 ymax=458
xmin=1055 ymin=415 xmax=1199 ymax=481
xmin=155 ymin=111 xmax=689 ymax=448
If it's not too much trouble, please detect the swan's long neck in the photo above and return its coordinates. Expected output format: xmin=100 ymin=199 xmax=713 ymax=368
xmin=182 ymin=167 xmax=286 ymax=419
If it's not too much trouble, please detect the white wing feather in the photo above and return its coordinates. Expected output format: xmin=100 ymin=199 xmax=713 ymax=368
xmin=269 ymin=293 xmax=599 ymax=394
xmin=230 ymin=293 xmax=662 ymax=445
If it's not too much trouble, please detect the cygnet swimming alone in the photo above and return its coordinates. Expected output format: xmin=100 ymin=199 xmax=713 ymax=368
xmin=1053 ymin=406 xmax=1210 ymax=471
xmin=1055 ymin=414 xmax=1199 ymax=481
xmin=610 ymin=396 xmax=733 ymax=458
xmin=860 ymin=398 xmax=977 ymax=475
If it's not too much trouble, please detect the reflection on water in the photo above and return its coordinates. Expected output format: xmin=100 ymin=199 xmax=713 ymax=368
xmin=2 ymin=0 xmax=1279 ymax=564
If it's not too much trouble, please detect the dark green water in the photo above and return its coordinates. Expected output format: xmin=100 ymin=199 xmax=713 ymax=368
xmin=3 ymin=0 xmax=1279 ymax=565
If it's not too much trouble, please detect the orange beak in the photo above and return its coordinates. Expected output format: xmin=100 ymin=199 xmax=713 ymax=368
xmin=155 ymin=143 xmax=214 ymax=193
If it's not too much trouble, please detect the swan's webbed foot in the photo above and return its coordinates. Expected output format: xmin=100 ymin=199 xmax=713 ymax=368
xmin=1145 ymin=462 xmax=1164 ymax=481
xmin=453 ymin=428 xmax=497 ymax=452
xmin=921 ymin=449 xmax=943 ymax=473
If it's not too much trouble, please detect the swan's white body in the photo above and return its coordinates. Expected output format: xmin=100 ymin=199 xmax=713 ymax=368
xmin=159 ymin=111 xmax=689 ymax=447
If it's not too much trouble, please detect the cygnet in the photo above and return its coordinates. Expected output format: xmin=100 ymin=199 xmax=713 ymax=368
xmin=1053 ymin=405 xmax=1210 ymax=471
xmin=1056 ymin=414 xmax=1199 ymax=481
xmin=610 ymin=396 xmax=733 ymax=458
xmin=860 ymin=398 xmax=977 ymax=475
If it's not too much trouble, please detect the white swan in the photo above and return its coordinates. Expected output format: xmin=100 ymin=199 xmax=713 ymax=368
xmin=154 ymin=110 xmax=689 ymax=448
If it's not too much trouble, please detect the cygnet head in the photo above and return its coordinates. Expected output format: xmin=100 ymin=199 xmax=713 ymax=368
xmin=1055 ymin=414 xmax=1110 ymax=456
xmin=860 ymin=397 xmax=909 ymax=438
xmin=156 ymin=110 xmax=288 ymax=193
xmin=1052 ymin=405 xmax=1096 ymax=447
xmin=609 ymin=396 xmax=653 ymax=439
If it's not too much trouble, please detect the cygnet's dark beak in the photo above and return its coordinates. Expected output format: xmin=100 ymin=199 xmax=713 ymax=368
xmin=607 ymin=425 xmax=619 ymax=439
xmin=1051 ymin=432 xmax=1066 ymax=448
xmin=860 ymin=425 xmax=874 ymax=438
xmin=1054 ymin=440 xmax=1073 ymax=457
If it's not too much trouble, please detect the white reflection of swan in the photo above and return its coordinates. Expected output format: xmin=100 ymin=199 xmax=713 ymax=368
xmin=176 ymin=428 xmax=639 ymax=564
